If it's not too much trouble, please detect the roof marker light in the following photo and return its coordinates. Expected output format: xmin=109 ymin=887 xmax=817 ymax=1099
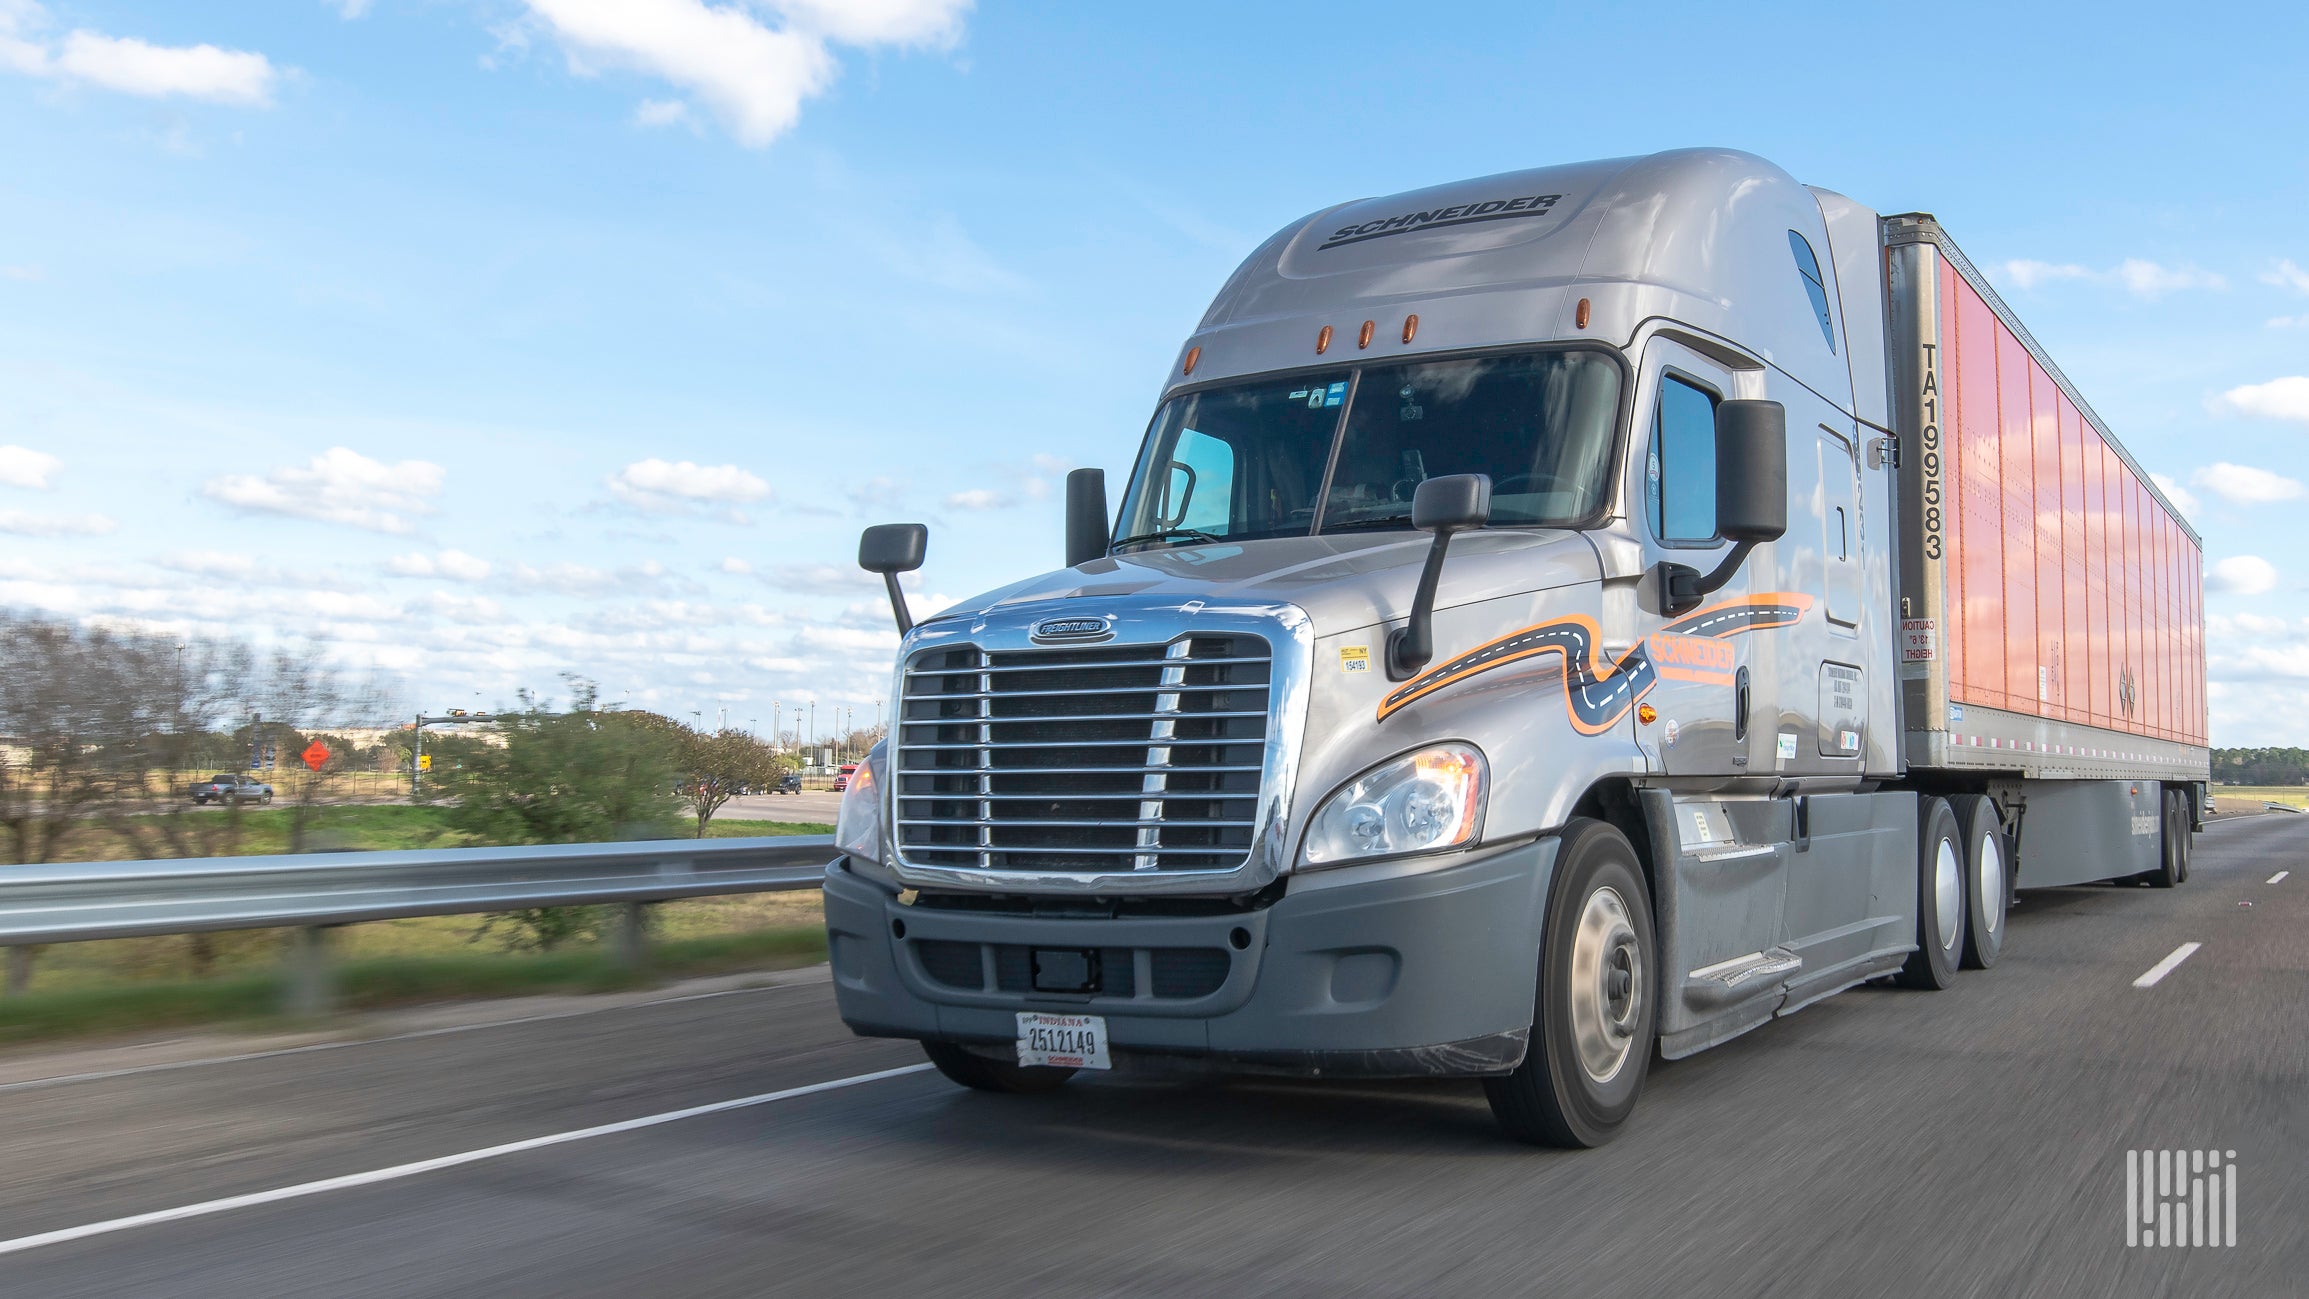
xmin=1183 ymin=345 xmax=1200 ymax=376
xmin=1402 ymin=314 xmax=1419 ymax=344
xmin=1357 ymin=320 xmax=1375 ymax=349
xmin=1316 ymin=325 xmax=1333 ymax=355
xmin=1576 ymin=298 xmax=1592 ymax=329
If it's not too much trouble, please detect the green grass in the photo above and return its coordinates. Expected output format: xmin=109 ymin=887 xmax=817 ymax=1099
xmin=705 ymin=818 xmax=834 ymax=838
xmin=2211 ymin=785 xmax=2309 ymax=808
xmin=0 ymin=924 xmax=829 ymax=1047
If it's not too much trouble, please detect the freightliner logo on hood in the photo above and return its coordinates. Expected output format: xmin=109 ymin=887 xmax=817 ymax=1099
xmin=1318 ymin=193 xmax=1562 ymax=249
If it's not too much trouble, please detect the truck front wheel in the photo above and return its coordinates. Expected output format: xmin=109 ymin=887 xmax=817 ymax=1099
xmin=921 ymin=1041 xmax=1075 ymax=1095
xmin=1483 ymin=818 xmax=1656 ymax=1148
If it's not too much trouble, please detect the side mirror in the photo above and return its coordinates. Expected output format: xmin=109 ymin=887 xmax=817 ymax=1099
xmin=1064 ymin=468 xmax=1109 ymax=568
xmin=1656 ymin=399 xmax=1787 ymax=616
xmin=1388 ymin=474 xmax=1492 ymax=680
xmin=858 ymin=523 xmax=927 ymax=634
xmin=1714 ymin=399 xmax=1788 ymax=544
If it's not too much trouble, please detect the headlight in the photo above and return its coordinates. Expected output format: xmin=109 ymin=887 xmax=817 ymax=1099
xmin=835 ymin=745 xmax=885 ymax=863
xmin=1301 ymin=743 xmax=1486 ymax=868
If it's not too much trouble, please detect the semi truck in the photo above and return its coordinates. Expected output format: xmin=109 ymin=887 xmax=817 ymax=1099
xmin=824 ymin=148 xmax=2209 ymax=1146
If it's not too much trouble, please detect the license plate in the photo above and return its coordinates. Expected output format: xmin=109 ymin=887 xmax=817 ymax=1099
xmin=1016 ymin=1011 xmax=1110 ymax=1070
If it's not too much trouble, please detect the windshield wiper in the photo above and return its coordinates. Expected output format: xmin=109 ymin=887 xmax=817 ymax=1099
xmin=1319 ymin=514 xmax=1415 ymax=532
xmin=1111 ymin=527 xmax=1222 ymax=552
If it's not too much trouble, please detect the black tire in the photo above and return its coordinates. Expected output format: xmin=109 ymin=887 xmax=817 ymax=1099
xmin=1896 ymin=797 xmax=1965 ymax=989
xmin=921 ymin=1040 xmax=1075 ymax=1095
xmin=2149 ymin=788 xmax=2188 ymax=889
xmin=1483 ymin=818 xmax=1656 ymax=1148
xmin=1949 ymin=794 xmax=2007 ymax=971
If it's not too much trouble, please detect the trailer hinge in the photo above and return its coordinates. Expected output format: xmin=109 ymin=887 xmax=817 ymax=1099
xmin=1867 ymin=432 xmax=1899 ymax=471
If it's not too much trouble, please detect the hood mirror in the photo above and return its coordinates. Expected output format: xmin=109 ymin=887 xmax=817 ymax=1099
xmin=1387 ymin=473 xmax=1492 ymax=680
xmin=859 ymin=523 xmax=927 ymax=634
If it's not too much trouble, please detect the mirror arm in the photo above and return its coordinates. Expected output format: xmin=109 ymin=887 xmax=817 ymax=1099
xmin=882 ymin=572 xmax=914 ymax=635
xmin=1654 ymin=540 xmax=1761 ymax=617
xmin=1387 ymin=530 xmax=1459 ymax=680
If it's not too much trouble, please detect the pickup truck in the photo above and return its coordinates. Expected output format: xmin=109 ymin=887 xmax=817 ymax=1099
xmin=189 ymin=774 xmax=273 ymax=806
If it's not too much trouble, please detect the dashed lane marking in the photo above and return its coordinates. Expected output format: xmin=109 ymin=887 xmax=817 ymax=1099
xmin=2270 ymin=870 xmax=2290 ymax=884
xmin=2132 ymin=942 xmax=2202 ymax=989
xmin=0 ymin=1062 xmax=937 ymax=1257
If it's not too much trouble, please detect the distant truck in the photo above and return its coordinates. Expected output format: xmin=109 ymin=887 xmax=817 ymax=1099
xmin=824 ymin=149 xmax=2208 ymax=1146
xmin=189 ymin=774 xmax=273 ymax=806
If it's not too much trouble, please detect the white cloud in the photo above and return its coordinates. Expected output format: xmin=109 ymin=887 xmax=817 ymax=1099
xmin=0 ymin=508 xmax=117 ymax=536
xmin=0 ymin=444 xmax=60 ymax=489
xmin=2207 ymin=555 xmax=2278 ymax=595
xmin=159 ymin=550 xmax=257 ymax=578
xmin=607 ymin=458 xmax=770 ymax=513
xmin=2148 ymin=472 xmax=2199 ymax=518
xmin=944 ymin=487 xmax=1006 ymax=510
xmin=2192 ymin=462 xmax=2303 ymax=506
xmin=203 ymin=447 xmax=446 ymax=534
xmin=2263 ymin=259 xmax=2309 ymax=295
xmin=633 ymin=96 xmax=689 ymax=127
xmin=0 ymin=4 xmax=278 ymax=106
xmin=0 ymin=264 xmax=39 ymax=282
xmin=388 ymin=549 xmax=493 ymax=581
xmin=336 ymin=1 xmax=375 ymax=18
xmin=502 ymin=559 xmax=679 ymax=597
xmin=2269 ymin=315 xmax=2309 ymax=330
xmin=2000 ymin=257 xmax=2224 ymax=299
xmin=2215 ymin=376 xmax=2309 ymax=425
xmin=718 ymin=555 xmax=753 ymax=574
xmin=518 ymin=0 xmax=970 ymax=147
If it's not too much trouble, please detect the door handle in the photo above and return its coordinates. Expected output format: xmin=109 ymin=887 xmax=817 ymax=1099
xmin=1735 ymin=666 xmax=1751 ymax=743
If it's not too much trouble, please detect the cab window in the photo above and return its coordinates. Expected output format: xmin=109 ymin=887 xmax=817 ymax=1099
xmin=1646 ymin=375 xmax=1718 ymax=544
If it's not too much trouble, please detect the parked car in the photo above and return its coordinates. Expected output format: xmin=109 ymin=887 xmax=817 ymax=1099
xmin=774 ymin=771 xmax=803 ymax=795
xmin=189 ymin=773 xmax=273 ymax=806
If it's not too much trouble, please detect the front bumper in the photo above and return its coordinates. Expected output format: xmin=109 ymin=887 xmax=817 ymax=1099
xmin=823 ymin=835 xmax=1558 ymax=1078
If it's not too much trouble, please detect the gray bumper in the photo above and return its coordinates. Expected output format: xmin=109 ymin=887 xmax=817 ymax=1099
xmin=823 ymin=835 xmax=1557 ymax=1078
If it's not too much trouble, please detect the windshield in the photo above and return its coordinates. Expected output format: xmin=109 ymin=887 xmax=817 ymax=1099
xmin=1113 ymin=348 xmax=1621 ymax=549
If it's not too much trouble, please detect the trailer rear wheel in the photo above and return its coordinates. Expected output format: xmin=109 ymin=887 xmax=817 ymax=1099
xmin=1895 ymin=797 xmax=1965 ymax=990
xmin=1949 ymin=794 xmax=2006 ymax=970
xmin=921 ymin=1041 xmax=1075 ymax=1094
xmin=1483 ymin=818 xmax=1655 ymax=1148
xmin=2148 ymin=788 xmax=2189 ymax=889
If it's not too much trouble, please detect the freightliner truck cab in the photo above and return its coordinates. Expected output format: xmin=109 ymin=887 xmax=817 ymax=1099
xmin=821 ymin=149 xmax=2175 ymax=1146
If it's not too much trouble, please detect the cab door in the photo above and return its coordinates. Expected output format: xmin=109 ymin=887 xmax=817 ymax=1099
xmin=1627 ymin=338 xmax=1774 ymax=781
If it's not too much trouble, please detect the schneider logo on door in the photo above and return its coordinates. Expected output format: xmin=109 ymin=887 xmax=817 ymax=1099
xmin=1031 ymin=616 xmax=1113 ymax=643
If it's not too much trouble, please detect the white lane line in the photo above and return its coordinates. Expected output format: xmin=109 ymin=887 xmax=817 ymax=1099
xmin=2270 ymin=871 xmax=2291 ymax=884
xmin=0 ymin=1062 xmax=935 ymax=1258
xmin=0 ymin=975 xmax=827 ymax=1095
xmin=2132 ymin=943 xmax=2202 ymax=989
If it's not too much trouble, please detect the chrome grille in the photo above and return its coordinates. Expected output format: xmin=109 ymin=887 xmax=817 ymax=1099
xmin=895 ymin=634 xmax=1273 ymax=873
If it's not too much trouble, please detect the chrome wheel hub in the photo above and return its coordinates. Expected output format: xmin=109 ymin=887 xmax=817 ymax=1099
xmin=1934 ymin=838 xmax=1962 ymax=950
xmin=1978 ymin=830 xmax=2004 ymax=937
xmin=1569 ymin=885 xmax=1643 ymax=1084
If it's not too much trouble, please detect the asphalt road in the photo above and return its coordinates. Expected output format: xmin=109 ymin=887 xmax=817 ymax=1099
xmin=0 ymin=817 xmax=2300 ymax=1297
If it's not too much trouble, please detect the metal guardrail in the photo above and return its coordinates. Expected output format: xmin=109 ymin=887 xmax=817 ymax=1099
xmin=0 ymin=836 xmax=836 ymax=947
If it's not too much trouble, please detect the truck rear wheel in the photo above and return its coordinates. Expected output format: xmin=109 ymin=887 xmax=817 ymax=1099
xmin=1483 ymin=818 xmax=1655 ymax=1148
xmin=921 ymin=1041 xmax=1075 ymax=1095
xmin=1895 ymin=797 xmax=1965 ymax=990
xmin=1949 ymin=794 xmax=2006 ymax=971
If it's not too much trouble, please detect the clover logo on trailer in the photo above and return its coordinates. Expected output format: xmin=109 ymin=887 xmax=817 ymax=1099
xmin=2118 ymin=665 xmax=2138 ymax=716
xmin=2126 ymin=1149 xmax=2237 ymax=1247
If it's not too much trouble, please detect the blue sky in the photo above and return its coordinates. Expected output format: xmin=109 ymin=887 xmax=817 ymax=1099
xmin=2 ymin=1 xmax=2306 ymax=744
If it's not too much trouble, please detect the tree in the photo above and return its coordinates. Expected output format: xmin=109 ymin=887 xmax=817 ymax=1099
xmin=674 ymin=727 xmax=782 ymax=837
xmin=436 ymin=680 xmax=686 ymax=847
